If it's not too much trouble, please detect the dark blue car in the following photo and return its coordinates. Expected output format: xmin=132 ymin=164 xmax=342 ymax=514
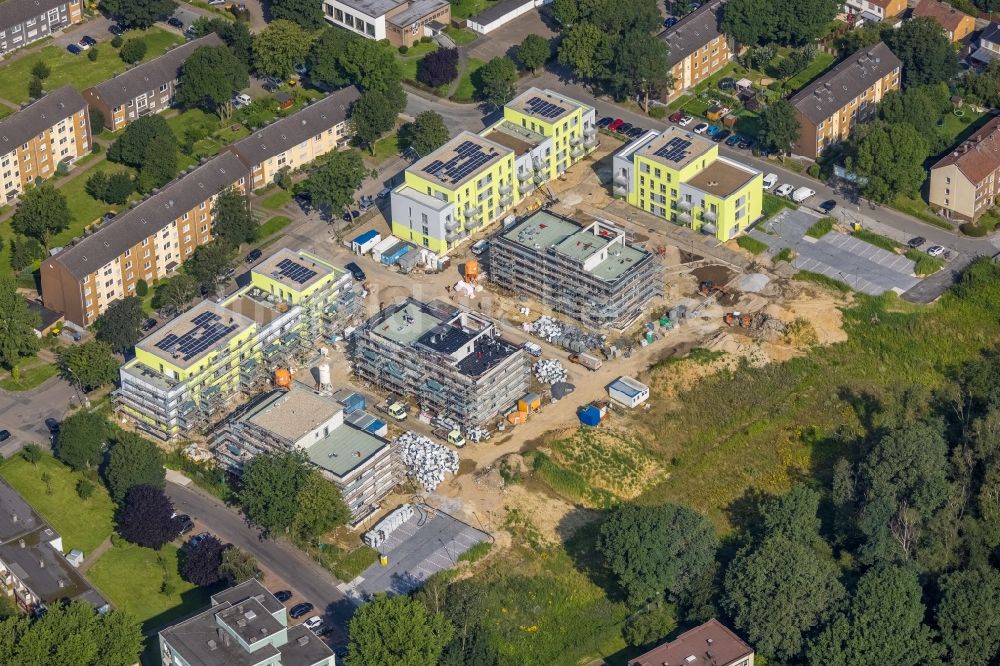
xmin=67 ymin=43 xmax=82 ymax=54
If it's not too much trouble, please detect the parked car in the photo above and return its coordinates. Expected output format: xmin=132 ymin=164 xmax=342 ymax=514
xmin=818 ymin=200 xmax=837 ymax=213
xmin=718 ymin=77 xmax=735 ymax=91
xmin=142 ymin=318 xmax=157 ymax=332
xmin=345 ymin=262 xmax=366 ymax=282
xmin=762 ymin=173 xmax=778 ymax=190
xmin=263 ymin=79 xmax=280 ymax=92
xmin=663 ymin=16 xmax=678 ymax=27
xmin=273 ymin=590 xmax=293 ymax=602
xmin=678 ymin=115 xmax=694 ymax=127
xmin=725 ymin=133 xmax=742 ymax=146
xmin=791 ymin=186 xmax=816 ymax=203
xmin=188 ymin=531 xmax=211 ymax=548
xmin=774 ymin=183 xmax=794 ymax=197
xmin=713 ymin=129 xmax=731 ymax=143
xmin=668 ymin=111 xmax=684 ymax=123
xmin=80 ymin=35 xmax=97 ymax=46
xmin=109 ymin=24 xmax=124 ymax=35
xmin=173 ymin=514 xmax=195 ymax=535
xmin=608 ymin=118 xmax=624 ymax=131
xmin=233 ymin=93 xmax=252 ymax=108
xmin=303 ymin=616 xmax=324 ymax=631
xmin=907 ymin=236 xmax=926 ymax=249
xmin=739 ymin=137 xmax=755 ymax=150
xmin=289 ymin=603 xmax=314 ymax=619
xmin=377 ymin=187 xmax=391 ymax=199
xmin=341 ymin=209 xmax=360 ymax=221
xmin=76 ymin=39 xmax=91 ymax=50
xmin=0 ymin=431 xmax=10 ymax=443
xmin=245 ymin=248 xmax=262 ymax=263
xmin=927 ymin=245 xmax=945 ymax=257
xmin=45 ymin=417 xmax=60 ymax=434
xmin=67 ymin=44 xmax=82 ymax=54
xmin=616 ymin=122 xmax=633 ymax=134
xmin=693 ymin=123 xmax=709 ymax=134
xmin=597 ymin=116 xmax=613 ymax=128
xmin=627 ymin=126 xmax=645 ymax=138
xmin=471 ymin=239 xmax=488 ymax=256
xmin=167 ymin=16 xmax=184 ymax=28
xmin=294 ymin=63 xmax=308 ymax=76
xmin=704 ymin=125 xmax=720 ymax=137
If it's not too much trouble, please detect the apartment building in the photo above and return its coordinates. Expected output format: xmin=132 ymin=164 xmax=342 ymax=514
xmin=630 ymin=619 xmax=754 ymax=666
xmin=230 ymin=86 xmax=361 ymax=190
xmin=322 ymin=0 xmax=451 ymax=47
xmin=83 ymin=34 xmax=225 ymax=132
xmin=912 ymin=0 xmax=975 ymax=42
xmin=0 ymin=85 xmax=90 ymax=206
xmin=40 ymin=151 xmax=248 ymax=326
xmin=350 ymin=298 xmax=530 ymax=427
xmin=0 ymin=0 xmax=82 ymax=55
xmin=116 ymin=248 xmax=362 ymax=441
xmin=613 ymin=126 xmax=762 ymax=241
xmin=159 ymin=579 xmax=335 ymax=666
xmin=843 ymin=0 xmax=906 ymax=22
xmin=490 ymin=210 xmax=664 ymax=330
xmin=788 ymin=42 xmax=900 ymax=159
xmin=0 ymin=480 xmax=107 ymax=615
xmin=929 ymin=116 xmax=1000 ymax=223
xmin=213 ymin=383 xmax=401 ymax=522
xmin=660 ymin=0 xmax=731 ymax=102
xmin=391 ymin=88 xmax=597 ymax=253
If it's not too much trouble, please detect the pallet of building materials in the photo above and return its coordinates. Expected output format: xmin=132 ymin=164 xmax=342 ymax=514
xmin=363 ymin=503 xmax=415 ymax=549
xmin=396 ymin=432 xmax=460 ymax=491
xmin=533 ymin=359 xmax=568 ymax=384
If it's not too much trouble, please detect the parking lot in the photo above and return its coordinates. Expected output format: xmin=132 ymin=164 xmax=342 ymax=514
xmin=346 ymin=505 xmax=489 ymax=599
xmin=751 ymin=209 xmax=920 ymax=295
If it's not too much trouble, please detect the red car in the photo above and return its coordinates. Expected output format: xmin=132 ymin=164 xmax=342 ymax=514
xmin=669 ymin=111 xmax=684 ymax=123
xmin=608 ymin=118 xmax=624 ymax=131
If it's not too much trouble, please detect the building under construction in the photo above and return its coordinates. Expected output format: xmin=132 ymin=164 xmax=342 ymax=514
xmin=350 ymin=299 xmax=530 ymax=427
xmin=489 ymin=210 xmax=663 ymax=330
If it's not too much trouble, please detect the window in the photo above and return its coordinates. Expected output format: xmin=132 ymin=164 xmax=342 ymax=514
xmin=160 ymin=83 xmax=168 ymax=92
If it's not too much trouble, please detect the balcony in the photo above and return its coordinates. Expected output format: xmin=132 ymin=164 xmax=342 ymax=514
xmin=584 ymin=135 xmax=599 ymax=149
xmin=500 ymin=194 xmax=513 ymax=207
xmin=703 ymin=210 xmax=718 ymax=222
xmin=613 ymin=185 xmax=628 ymax=197
xmin=520 ymin=181 xmax=535 ymax=194
xmin=571 ymin=146 xmax=584 ymax=159
xmin=518 ymin=170 xmax=533 ymax=182
xmin=613 ymin=174 xmax=628 ymax=186
xmin=584 ymin=125 xmax=597 ymax=137
xmin=463 ymin=205 xmax=477 ymax=217
xmin=678 ymin=200 xmax=693 ymax=211
xmin=570 ymin=136 xmax=583 ymax=146
xmin=499 ymin=183 xmax=512 ymax=195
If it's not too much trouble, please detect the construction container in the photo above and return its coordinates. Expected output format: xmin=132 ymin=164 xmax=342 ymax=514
xmin=518 ymin=392 xmax=541 ymax=413
xmin=365 ymin=418 xmax=388 ymax=438
xmin=608 ymin=376 xmax=650 ymax=408
xmin=380 ymin=242 xmax=410 ymax=266
xmin=333 ymin=389 xmax=366 ymax=415
xmin=370 ymin=235 xmax=401 ymax=262
xmin=398 ymin=248 xmax=422 ymax=273
xmin=578 ymin=405 xmax=601 ymax=426
xmin=570 ymin=352 xmax=603 ymax=371
xmin=351 ymin=230 xmax=381 ymax=255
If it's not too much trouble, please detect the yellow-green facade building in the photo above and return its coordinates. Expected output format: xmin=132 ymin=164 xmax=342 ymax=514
xmin=115 ymin=248 xmax=363 ymax=441
xmin=390 ymin=88 xmax=598 ymax=254
xmin=612 ymin=127 xmax=763 ymax=241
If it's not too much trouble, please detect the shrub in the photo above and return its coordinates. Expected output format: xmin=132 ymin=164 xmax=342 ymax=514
xmin=119 ymin=38 xmax=147 ymax=64
xmin=421 ymin=36 xmax=432 ymax=43
xmin=807 ymin=163 xmax=820 ymax=178
xmin=135 ymin=279 xmax=148 ymax=297
xmin=28 ymin=77 xmax=43 ymax=99
xmin=76 ymin=478 xmax=95 ymax=500
xmin=31 ymin=60 xmax=50 ymax=80
xmin=648 ymin=106 xmax=667 ymax=119
xmin=794 ymin=270 xmax=851 ymax=293
xmin=774 ymin=247 xmax=794 ymax=262
xmin=111 ymin=35 xmax=123 ymax=48
xmin=961 ymin=222 xmax=987 ymax=237
xmin=20 ymin=444 xmax=42 ymax=465
xmin=399 ymin=45 xmax=409 ymax=54
xmin=89 ymin=107 xmax=105 ymax=131
xmin=736 ymin=235 xmax=768 ymax=255
xmin=88 ymin=48 xmax=98 ymax=62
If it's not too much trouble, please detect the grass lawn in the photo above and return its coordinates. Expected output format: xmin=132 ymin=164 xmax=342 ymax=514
xmin=905 ymin=249 xmax=944 ymax=275
xmin=890 ymin=194 xmax=952 ymax=230
xmin=0 ymin=28 xmax=183 ymax=104
xmin=444 ymin=26 xmax=479 ymax=46
xmin=451 ymin=58 xmax=484 ymax=103
xmin=852 ymin=228 xmax=900 ymax=252
xmin=0 ymin=453 xmax=115 ymax=554
xmin=935 ymin=106 xmax=989 ymax=147
xmin=259 ymin=215 xmax=292 ymax=238
xmin=667 ymin=94 xmax=693 ymax=111
xmin=805 ymin=216 xmax=835 ymax=238
xmin=784 ymin=51 xmax=837 ymax=92
xmin=736 ymin=235 xmax=768 ymax=254
xmin=0 ymin=106 xmax=11 ymax=120
xmin=371 ymin=132 xmax=400 ymax=162
xmin=450 ymin=0 xmax=493 ymax=19
xmin=316 ymin=543 xmax=378 ymax=582
xmin=0 ymin=358 xmax=58 ymax=391
xmin=88 ymin=541 xmax=217 ymax=631
xmin=762 ymin=192 xmax=797 ymax=220
xmin=261 ymin=188 xmax=293 ymax=210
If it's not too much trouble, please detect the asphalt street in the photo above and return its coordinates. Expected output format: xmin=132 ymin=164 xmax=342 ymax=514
xmin=0 ymin=376 xmax=78 ymax=457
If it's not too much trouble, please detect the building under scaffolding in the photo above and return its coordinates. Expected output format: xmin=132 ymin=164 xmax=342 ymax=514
xmin=350 ymin=299 xmax=529 ymax=427
xmin=212 ymin=383 xmax=400 ymax=523
xmin=489 ymin=209 xmax=663 ymax=330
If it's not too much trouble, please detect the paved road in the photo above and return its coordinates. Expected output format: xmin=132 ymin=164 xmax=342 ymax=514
xmin=165 ymin=481 xmax=355 ymax=643
xmin=0 ymin=376 xmax=78 ymax=456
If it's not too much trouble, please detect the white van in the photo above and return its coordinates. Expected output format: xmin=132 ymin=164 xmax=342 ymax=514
xmin=792 ymin=187 xmax=816 ymax=203
xmin=471 ymin=239 xmax=488 ymax=256
xmin=762 ymin=173 xmax=778 ymax=190
xmin=774 ymin=184 xmax=794 ymax=197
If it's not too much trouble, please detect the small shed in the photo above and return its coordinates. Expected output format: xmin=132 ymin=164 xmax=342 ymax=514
xmin=518 ymin=392 xmax=541 ymax=413
xmin=380 ymin=241 xmax=410 ymax=266
xmin=578 ymin=405 xmax=601 ymax=427
xmin=333 ymin=389 xmax=366 ymax=414
xmin=274 ymin=91 xmax=294 ymax=110
xmin=398 ymin=248 xmax=422 ymax=273
xmin=735 ymin=78 xmax=753 ymax=92
xmin=352 ymin=229 xmax=381 ymax=255
xmin=66 ymin=549 xmax=84 ymax=568
xmin=608 ymin=376 xmax=650 ymax=408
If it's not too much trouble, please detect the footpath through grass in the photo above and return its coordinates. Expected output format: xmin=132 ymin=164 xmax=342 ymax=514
xmin=451 ymin=58 xmax=484 ymax=103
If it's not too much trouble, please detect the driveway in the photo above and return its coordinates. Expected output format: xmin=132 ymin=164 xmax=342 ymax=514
xmin=0 ymin=375 xmax=78 ymax=457
xmin=464 ymin=10 xmax=556 ymax=62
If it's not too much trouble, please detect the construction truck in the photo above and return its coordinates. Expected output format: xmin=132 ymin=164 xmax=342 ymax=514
xmin=377 ymin=400 xmax=408 ymax=421
xmin=433 ymin=427 xmax=466 ymax=448
xmin=569 ymin=352 xmax=603 ymax=371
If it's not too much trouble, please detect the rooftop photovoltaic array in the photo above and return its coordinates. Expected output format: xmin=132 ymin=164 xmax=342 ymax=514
xmin=154 ymin=311 xmax=240 ymax=362
xmin=524 ymin=96 xmax=566 ymax=119
xmin=654 ymin=137 xmax=693 ymax=163
xmin=276 ymin=258 xmax=318 ymax=285
xmin=424 ymin=140 xmax=495 ymax=185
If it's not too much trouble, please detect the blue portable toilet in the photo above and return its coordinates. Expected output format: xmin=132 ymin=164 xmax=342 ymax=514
xmin=578 ymin=405 xmax=601 ymax=427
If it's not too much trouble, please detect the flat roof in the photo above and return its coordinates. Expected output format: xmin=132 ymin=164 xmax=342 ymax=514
xmin=482 ymin=120 xmax=546 ymax=153
xmin=392 ymin=185 xmax=452 ymax=211
xmin=336 ymin=0 xmax=402 ymax=17
xmin=506 ymin=87 xmax=590 ymax=123
xmin=386 ymin=0 xmax=449 ymax=26
xmin=609 ymin=376 xmax=649 ymax=398
xmin=633 ymin=126 xmax=716 ymax=170
xmin=304 ymin=421 xmax=389 ymax=478
xmin=241 ymin=386 xmax=342 ymax=443
xmin=253 ymin=247 xmax=340 ymax=293
xmin=374 ymin=300 xmax=445 ymax=346
xmin=136 ymin=300 xmax=256 ymax=369
xmin=409 ymin=131 xmax=512 ymax=190
xmin=210 ymin=579 xmax=285 ymax=615
xmin=685 ymin=157 xmax=758 ymax=197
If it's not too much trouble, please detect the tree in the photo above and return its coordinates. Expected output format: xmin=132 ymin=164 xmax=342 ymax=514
xmin=935 ymin=567 xmax=1000 ymax=665
xmin=723 ymin=535 xmax=845 ymax=662
xmin=517 ymin=34 xmax=550 ymax=73
xmin=557 ymin=22 xmax=612 ymax=81
xmin=219 ymin=545 xmax=262 ymax=585
xmin=884 ymin=17 xmax=958 ymax=87
xmin=346 ymin=594 xmax=454 ymax=666
xmin=21 ymin=444 xmax=42 ymax=466
xmin=193 ymin=17 xmax=253 ymax=65
xmin=175 ymin=45 xmax=249 ymax=119
xmin=270 ymin=0 xmax=325 ymax=29
xmin=847 ymin=122 xmax=928 ymax=203
xmin=56 ymin=411 xmax=107 ymax=471
xmin=28 ymin=76 xmax=43 ymax=99
xmin=238 ymin=452 xmax=312 ymax=535
xmin=417 ymin=48 xmax=459 ymax=88
xmin=138 ymin=132 xmax=180 ymax=191
xmin=721 ymin=0 xmax=837 ymax=46
xmin=95 ymin=296 xmax=145 ymax=354
xmin=0 ymin=601 xmax=143 ymax=666
xmin=291 ymin=471 xmax=351 ymax=541
xmin=10 ymin=183 xmax=70 ymax=249
xmin=758 ymin=100 xmax=800 ymax=154
xmin=475 ymin=56 xmax=519 ymax=110
xmin=398 ymin=111 xmax=449 ymax=156
xmin=88 ymin=47 xmax=99 ymax=62
xmin=104 ymin=432 xmax=165 ymax=502
xmin=155 ymin=273 xmax=198 ymax=315
xmin=116 ymin=485 xmax=180 ymax=549
xmin=31 ymin=60 xmax=50 ymax=80
xmin=307 ymin=28 xmax=354 ymax=88
xmin=598 ymin=503 xmax=718 ymax=608
xmin=102 ymin=0 xmax=177 ymax=29
xmin=90 ymin=106 xmax=106 ymax=132
xmin=878 ymin=84 xmax=949 ymax=154
xmin=58 ymin=341 xmax=119 ymax=392
xmin=8 ymin=235 xmax=44 ymax=272
xmin=119 ymin=38 xmax=147 ymax=64
xmin=181 ymin=534 xmax=225 ymax=586
xmin=612 ymin=31 xmax=671 ymax=110
xmin=252 ymin=20 xmax=313 ymax=78
xmin=350 ymin=91 xmax=398 ymax=154
xmin=0 ymin=274 xmax=39 ymax=368
xmin=186 ymin=241 xmax=236 ymax=296
xmin=550 ymin=0 xmax=580 ymax=25
xmin=303 ymin=150 xmax=370 ymax=214
xmin=86 ymin=170 xmax=135 ymax=205
xmin=211 ymin=188 xmax=258 ymax=247
xmin=135 ymin=279 xmax=149 ymax=298
xmin=108 ymin=115 xmax=178 ymax=170
xmin=759 ymin=483 xmax=824 ymax=544
xmin=807 ymin=566 xmax=940 ymax=665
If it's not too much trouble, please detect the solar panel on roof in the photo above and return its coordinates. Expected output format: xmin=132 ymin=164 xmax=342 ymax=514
xmin=525 ymin=96 xmax=566 ymax=119
xmin=154 ymin=311 xmax=240 ymax=362
xmin=653 ymin=137 xmax=693 ymax=163
xmin=276 ymin=258 xmax=317 ymax=285
xmin=423 ymin=141 xmax=497 ymax=185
